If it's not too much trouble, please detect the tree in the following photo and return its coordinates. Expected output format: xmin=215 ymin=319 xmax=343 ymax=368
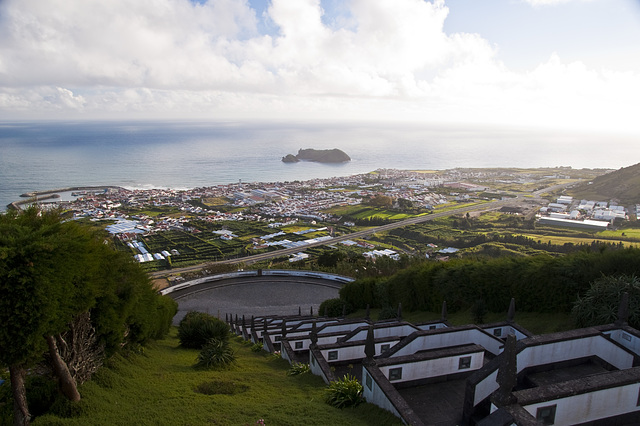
xmin=0 ymin=207 xmax=176 ymax=425
xmin=317 ymin=249 xmax=345 ymax=268
xmin=0 ymin=207 xmax=99 ymax=424
xmin=367 ymin=195 xmax=393 ymax=208
xmin=396 ymin=198 xmax=414 ymax=211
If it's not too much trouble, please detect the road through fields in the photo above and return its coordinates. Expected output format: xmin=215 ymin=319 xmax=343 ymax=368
xmin=152 ymin=197 xmax=517 ymax=279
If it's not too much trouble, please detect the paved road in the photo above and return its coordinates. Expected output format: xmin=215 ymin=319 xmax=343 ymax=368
xmin=152 ymin=198 xmax=512 ymax=279
xmin=151 ymin=180 xmax=574 ymax=279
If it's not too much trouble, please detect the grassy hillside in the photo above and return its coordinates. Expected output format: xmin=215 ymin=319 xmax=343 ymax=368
xmin=568 ymin=162 xmax=640 ymax=205
xmin=33 ymin=330 xmax=402 ymax=426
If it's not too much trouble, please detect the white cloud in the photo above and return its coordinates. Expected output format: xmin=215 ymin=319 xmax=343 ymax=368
xmin=522 ymin=0 xmax=594 ymax=6
xmin=0 ymin=0 xmax=638 ymax=134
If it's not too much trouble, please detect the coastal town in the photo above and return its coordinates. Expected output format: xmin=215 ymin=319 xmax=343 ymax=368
xmin=10 ymin=166 xmax=639 ymax=273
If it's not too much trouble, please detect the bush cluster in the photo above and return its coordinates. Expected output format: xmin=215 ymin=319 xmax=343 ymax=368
xmin=177 ymin=311 xmax=230 ymax=349
xmin=339 ymin=247 xmax=640 ymax=315
xmin=319 ymin=298 xmax=353 ymax=317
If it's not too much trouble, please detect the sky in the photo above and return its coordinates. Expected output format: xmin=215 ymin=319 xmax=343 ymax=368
xmin=1 ymin=0 xmax=639 ymax=134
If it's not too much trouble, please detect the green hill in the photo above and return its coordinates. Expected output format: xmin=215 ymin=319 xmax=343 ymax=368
xmin=27 ymin=330 xmax=401 ymax=425
xmin=568 ymin=163 xmax=640 ymax=205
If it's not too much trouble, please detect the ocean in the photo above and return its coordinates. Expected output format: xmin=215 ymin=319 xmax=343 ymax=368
xmin=1 ymin=120 xmax=638 ymax=210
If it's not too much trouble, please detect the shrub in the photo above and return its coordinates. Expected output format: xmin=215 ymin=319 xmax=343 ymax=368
xmin=267 ymin=351 xmax=282 ymax=361
xmin=25 ymin=375 xmax=58 ymax=418
xmin=194 ymin=338 xmax=235 ymax=369
xmin=377 ymin=306 xmax=397 ymax=320
xmin=319 ymin=298 xmax=353 ymax=317
xmin=471 ymin=299 xmax=487 ymax=324
xmin=324 ymin=375 xmax=364 ymax=408
xmin=250 ymin=343 xmax=264 ymax=353
xmin=178 ymin=311 xmax=230 ymax=349
xmin=287 ymin=362 xmax=310 ymax=376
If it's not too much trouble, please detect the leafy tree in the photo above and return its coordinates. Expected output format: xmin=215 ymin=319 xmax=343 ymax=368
xmin=0 ymin=207 xmax=176 ymax=425
xmin=366 ymin=195 xmax=393 ymax=208
xmin=91 ymin=248 xmax=175 ymax=354
xmin=317 ymin=249 xmax=345 ymax=268
xmin=396 ymin=198 xmax=414 ymax=211
xmin=0 ymin=208 xmax=99 ymax=424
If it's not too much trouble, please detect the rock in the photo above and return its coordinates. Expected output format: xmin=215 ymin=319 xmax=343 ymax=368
xmin=282 ymin=148 xmax=351 ymax=163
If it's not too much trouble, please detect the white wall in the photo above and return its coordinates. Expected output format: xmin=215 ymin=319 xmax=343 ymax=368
xmin=518 ymin=336 xmax=634 ymax=372
xmin=392 ymin=329 xmax=502 ymax=358
xmin=474 ymin=370 xmax=499 ymax=406
xmin=378 ymin=352 xmax=484 ymax=383
xmin=472 ymin=334 xmax=636 ymax=408
xmin=321 ymin=321 xmax=369 ymax=334
xmin=523 ymin=383 xmax=640 ymax=425
xmin=483 ymin=326 xmax=527 ymax=341
xmin=321 ymin=345 xmax=366 ymax=362
xmin=605 ymin=329 xmax=640 ymax=356
xmin=416 ymin=322 xmax=448 ymax=331
xmin=361 ymin=368 xmax=403 ymax=421
xmin=346 ymin=325 xmax=417 ymax=342
xmin=309 ymin=350 xmax=331 ymax=384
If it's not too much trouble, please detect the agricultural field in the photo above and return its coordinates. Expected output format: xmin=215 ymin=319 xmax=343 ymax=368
xmin=597 ymin=227 xmax=640 ymax=241
xmin=326 ymin=205 xmax=411 ymax=220
xmin=519 ymin=233 xmax=639 ymax=248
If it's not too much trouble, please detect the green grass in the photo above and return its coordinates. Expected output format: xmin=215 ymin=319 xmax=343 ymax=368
xmin=598 ymin=228 xmax=640 ymax=240
xmin=519 ymin=233 xmax=638 ymax=248
xmin=432 ymin=201 xmax=486 ymax=213
xmin=34 ymin=331 xmax=402 ymax=426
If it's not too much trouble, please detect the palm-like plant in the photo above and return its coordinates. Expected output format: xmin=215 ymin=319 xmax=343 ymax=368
xmin=324 ymin=375 xmax=364 ymax=408
xmin=195 ymin=338 xmax=235 ymax=369
xmin=572 ymin=274 xmax=640 ymax=328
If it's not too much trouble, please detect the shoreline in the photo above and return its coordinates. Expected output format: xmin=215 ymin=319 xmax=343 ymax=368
xmin=8 ymin=185 xmax=125 ymax=210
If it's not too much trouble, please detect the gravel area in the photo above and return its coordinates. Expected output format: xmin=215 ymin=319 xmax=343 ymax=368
xmin=172 ymin=276 xmax=341 ymax=323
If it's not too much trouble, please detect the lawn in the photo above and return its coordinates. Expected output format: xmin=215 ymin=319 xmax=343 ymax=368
xmin=34 ymin=331 xmax=402 ymax=426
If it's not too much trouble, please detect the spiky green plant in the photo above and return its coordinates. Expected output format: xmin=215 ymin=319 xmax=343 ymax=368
xmin=324 ymin=375 xmax=364 ymax=408
xmin=573 ymin=274 xmax=640 ymax=328
xmin=286 ymin=362 xmax=310 ymax=376
xmin=195 ymin=338 xmax=235 ymax=369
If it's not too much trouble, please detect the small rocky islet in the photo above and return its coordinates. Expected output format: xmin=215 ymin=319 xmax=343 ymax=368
xmin=282 ymin=148 xmax=351 ymax=163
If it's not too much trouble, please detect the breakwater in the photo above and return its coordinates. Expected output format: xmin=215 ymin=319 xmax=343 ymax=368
xmin=8 ymin=186 xmax=125 ymax=210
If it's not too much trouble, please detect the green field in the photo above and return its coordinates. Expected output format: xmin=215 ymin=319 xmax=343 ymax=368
xmin=519 ymin=233 xmax=639 ymax=248
xmin=598 ymin=228 xmax=640 ymax=240
xmin=33 ymin=331 xmax=402 ymax=426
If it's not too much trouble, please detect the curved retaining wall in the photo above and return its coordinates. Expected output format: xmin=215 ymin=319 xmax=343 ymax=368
xmin=160 ymin=269 xmax=354 ymax=296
